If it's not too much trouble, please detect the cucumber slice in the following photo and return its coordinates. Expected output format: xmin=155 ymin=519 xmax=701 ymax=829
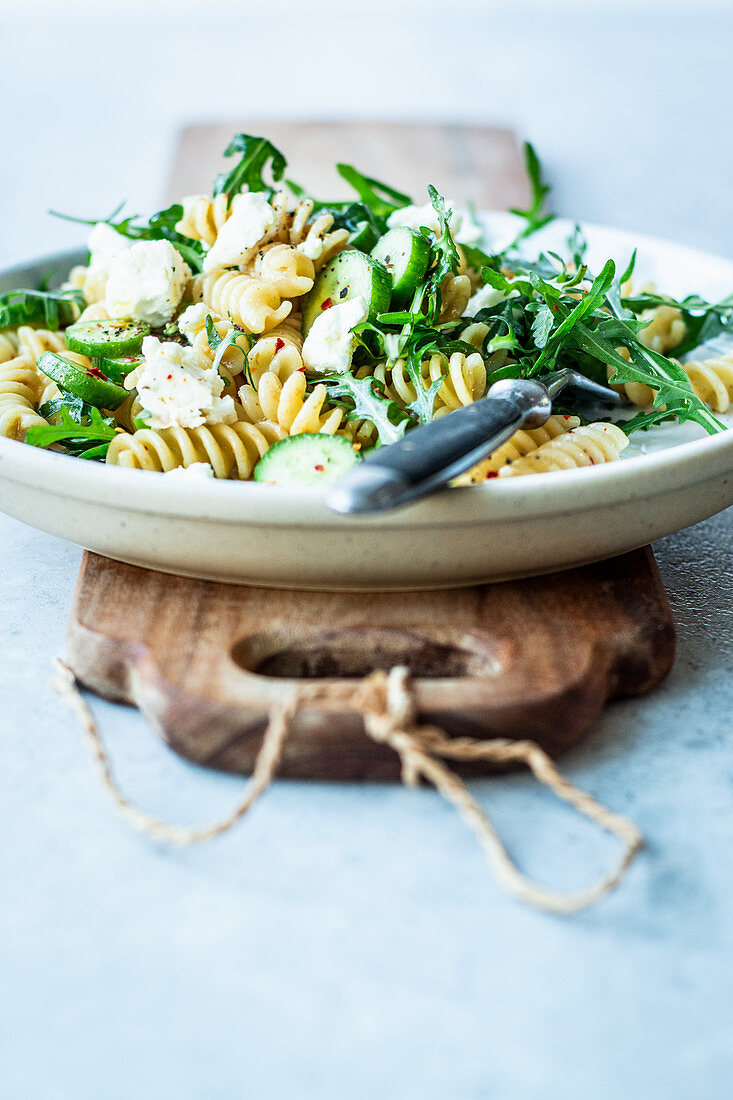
xmin=301 ymin=251 xmax=392 ymax=336
xmin=64 ymin=318 xmax=149 ymax=357
xmin=348 ymin=221 xmax=380 ymax=252
xmin=254 ymin=433 xmax=358 ymax=486
xmin=371 ymin=228 xmax=431 ymax=308
xmin=93 ymin=353 xmax=143 ymax=384
xmin=37 ymin=351 xmax=128 ymax=409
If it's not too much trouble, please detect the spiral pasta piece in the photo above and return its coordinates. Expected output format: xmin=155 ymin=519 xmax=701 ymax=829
xmin=77 ymin=301 xmax=111 ymax=323
xmin=248 ymin=312 xmax=304 ymax=383
xmin=238 ymin=371 xmax=343 ymax=435
xmin=611 ymin=302 xmax=687 ymax=406
xmin=0 ymin=332 xmax=19 ymax=364
xmin=251 ymin=243 xmax=315 ymax=297
xmin=275 ymin=194 xmax=349 ymax=269
xmin=389 ymin=350 xmax=486 ymax=416
xmin=639 ymin=304 xmax=686 ymax=355
xmin=107 ymin=420 xmax=285 ymax=479
xmin=17 ymin=326 xmax=66 ymax=361
xmin=498 ymin=423 xmax=629 ymax=476
xmin=176 ymin=193 xmax=230 ymax=247
xmin=440 ymin=274 xmax=472 ymax=322
xmin=456 ymin=415 xmax=581 ymax=484
xmin=191 ymin=270 xmax=291 ymax=334
xmin=682 ymin=351 xmax=733 ymax=414
xmin=461 ymin=322 xmax=489 ymax=352
xmin=0 ymin=355 xmax=47 ymax=440
xmin=181 ymin=308 xmax=251 ymax=379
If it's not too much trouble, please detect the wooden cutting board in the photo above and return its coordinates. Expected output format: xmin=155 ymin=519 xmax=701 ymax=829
xmin=165 ymin=121 xmax=531 ymax=211
xmin=67 ymin=548 xmax=674 ymax=780
xmin=65 ymin=121 xmax=676 ymax=778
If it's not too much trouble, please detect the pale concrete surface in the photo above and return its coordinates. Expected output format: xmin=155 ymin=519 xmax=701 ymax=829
xmin=1 ymin=2 xmax=733 ymax=1097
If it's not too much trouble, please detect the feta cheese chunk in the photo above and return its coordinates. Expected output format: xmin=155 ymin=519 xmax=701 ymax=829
xmin=302 ymin=297 xmax=368 ymax=374
xmin=106 ymin=240 xmax=191 ymax=326
xmin=203 ymin=193 xmax=278 ymax=272
xmin=133 ymin=336 xmax=236 ymax=429
xmin=387 ymin=200 xmax=483 ymax=247
xmin=463 ymin=283 xmax=516 ymax=316
xmin=87 ymin=222 xmax=131 ymax=274
xmin=163 ymin=462 xmax=215 ymax=480
xmin=176 ymin=302 xmax=211 ymax=344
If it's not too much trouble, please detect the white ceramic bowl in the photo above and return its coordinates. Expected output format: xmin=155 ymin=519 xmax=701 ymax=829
xmin=1 ymin=218 xmax=732 ymax=591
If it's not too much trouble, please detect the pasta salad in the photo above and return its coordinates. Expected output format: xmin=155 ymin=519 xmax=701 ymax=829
xmin=0 ymin=133 xmax=731 ymax=486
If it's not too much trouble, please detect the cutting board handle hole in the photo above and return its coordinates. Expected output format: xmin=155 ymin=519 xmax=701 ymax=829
xmin=232 ymin=628 xmax=492 ymax=680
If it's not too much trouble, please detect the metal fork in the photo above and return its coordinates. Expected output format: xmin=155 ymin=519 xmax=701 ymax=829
xmin=327 ymin=369 xmax=623 ymax=514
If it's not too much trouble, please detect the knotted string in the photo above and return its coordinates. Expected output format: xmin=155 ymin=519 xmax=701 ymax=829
xmin=52 ymin=658 xmax=642 ymax=914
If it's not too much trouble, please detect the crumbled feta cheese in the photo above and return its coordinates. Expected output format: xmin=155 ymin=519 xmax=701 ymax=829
xmin=106 ymin=241 xmax=191 ymax=326
xmin=387 ymin=200 xmax=483 ymax=247
xmin=163 ymin=462 xmax=215 ymax=480
xmin=177 ymin=302 xmax=211 ymax=344
xmin=134 ymin=336 xmax=236 ymax=429
xmin=300 ymin=233 xmax=325 ymax=262
xmin=203 ymin=193 xmax=278 ymax=272
xmin=87 ymin=222 xmax=131 ymax=273
xmin=463 ymin=283 xmax=516 ymax=316
xmin=302 ymin=297 xmax=368 ymax=374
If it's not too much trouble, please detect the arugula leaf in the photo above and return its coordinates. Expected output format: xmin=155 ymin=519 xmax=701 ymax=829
xmin=531 ymin=303 xmax=554 ymax=349
xmin=507 ymin=142 xmax=554 ymax=246
xmin=321 ymin=371 xmax=410 ymax=444
xmin=39 ymin=390 xmax=87 ymax=422
xmin=204 ymin=314 xmax=254 ymax=383
xmin=0 ymin=287 xmax=83 ymax=331
xmin=26 ymin=406 xmax=119 ymax=459
xmin=530 ymin=260 xmax=617 ymax=373
xmin=213 ymin=133 xmax=287 ymax=199
xmin=336 ymin=164 xmax=412 ymax=215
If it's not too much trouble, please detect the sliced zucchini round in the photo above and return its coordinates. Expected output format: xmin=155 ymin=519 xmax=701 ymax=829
xmin=64 ymin=318 xmax=149 ymax=358
xmin=93 ymin=353 xmax=143 ymax=385
xmin=371 ymin=227 xmax=432 ymax=308
xmin=348 ymin=221 xmax=380 ymax=252
xmin=254 ymin=433 xmax=358 ymax=486
xmin=301 ymin=251 xmax=392 ymax=336
xmin=37 ymin=351 xmax=128 ymax=409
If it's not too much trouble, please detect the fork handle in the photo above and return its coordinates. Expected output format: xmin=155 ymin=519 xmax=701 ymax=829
xmin=327 ymin=378 xmax=552 ymax=514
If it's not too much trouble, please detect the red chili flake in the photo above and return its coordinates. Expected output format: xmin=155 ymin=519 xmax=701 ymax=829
xmin=485 ymin=471 xmax=499 ymax=479
xmin=86 ymin=365 xmax=107 ymax=379
xmin=563 ymin=414 xmax=571 ymax=419
xmin=314 ymin=464 xmax=325 ymax=472
xmin=167 ymin=373 xmax=173 ymax=380
xmin=274 ymin=338 xmax=285 ymax=352
xmin=321 ymin=297 xmax=333 ymax=310
xmin=298 ymin=365 xmax=306 ymax=372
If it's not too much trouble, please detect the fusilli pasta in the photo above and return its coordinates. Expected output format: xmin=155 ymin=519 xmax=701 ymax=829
xmin=0 ymin=332 xmax=18 ymax=364
xmin=248 ymin=313 xmax=304 ymax=383
xmin=176 ymin=193 xmax=230 ymax=247
xmin=251 ymin=243 xmax=315 ymax=298
xmin=0 ymin=355 xmax=47 ymax=440
xmin=106 ymin=420 xmax=285 ymax=479
xmin=498 ymin=423 xmax=629 ymax=476
xmin=238 ymin=371 xmax=343 ymax=435
xmin=455 ymin=414 xmax=581 ymax=484
xmin=191 ymin=270 xmax=291 ymax=334
xmin=682 ymin=351 xmax=733 ymax=414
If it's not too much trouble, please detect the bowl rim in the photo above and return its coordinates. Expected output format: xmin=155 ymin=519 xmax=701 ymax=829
xmin=1 ymin=216 xmax=732 ymax=528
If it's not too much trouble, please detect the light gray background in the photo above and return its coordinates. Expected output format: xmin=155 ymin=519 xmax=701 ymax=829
xmin=1 ymin=3 xmax=732 ymax=1098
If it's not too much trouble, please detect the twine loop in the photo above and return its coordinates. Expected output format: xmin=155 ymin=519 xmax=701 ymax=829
xmin=52 ymin=659 xmax=642 ymax=914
